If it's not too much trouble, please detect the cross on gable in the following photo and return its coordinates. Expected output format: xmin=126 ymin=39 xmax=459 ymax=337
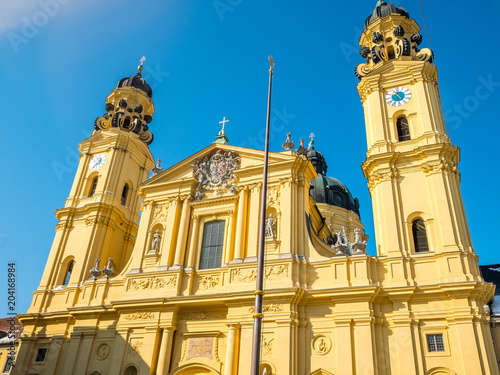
xmin=219 ymin=117 xmax=229 ymax=130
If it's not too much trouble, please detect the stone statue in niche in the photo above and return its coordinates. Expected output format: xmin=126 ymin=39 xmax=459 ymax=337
xmin=150 ymin=230 xmax=161 ymax=253
xmin=265 ymin=214 xmax=276 ymax=239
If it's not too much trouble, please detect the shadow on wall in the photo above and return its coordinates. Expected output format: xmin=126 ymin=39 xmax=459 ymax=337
xmin=12 ymin=323 xmax=227 ymax=375
xmin=12 ymin=325 xmax=151 ymax=375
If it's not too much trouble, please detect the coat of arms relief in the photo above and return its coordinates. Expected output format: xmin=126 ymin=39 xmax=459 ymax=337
xmin=192 ymin=150 xmax=241 ymax=200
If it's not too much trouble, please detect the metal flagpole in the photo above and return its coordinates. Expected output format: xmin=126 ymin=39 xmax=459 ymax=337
xmin=250 ymin=55 xmax=274 ymax=375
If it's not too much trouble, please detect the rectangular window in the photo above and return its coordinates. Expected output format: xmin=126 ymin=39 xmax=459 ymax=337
xmin=427 ymin=334 xmax=445 ymax=352
xmin=199 ymin=220 xmax=225 ymax=270
xmin=2 ymin=357 xmax=13 ymax=373
xmin=35 ymin=348 xmax=48 ymax=362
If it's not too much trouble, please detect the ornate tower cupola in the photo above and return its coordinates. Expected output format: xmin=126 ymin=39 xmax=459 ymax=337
xmin=32 ymin=60 xmax=156 ymax=303
xmin=355 ymin=0 xmax=433 ymax=80
xmin=94 ymin=59 xmax=155 ymax=145
xmin=357 ymin=1 xmax=476 ymax=274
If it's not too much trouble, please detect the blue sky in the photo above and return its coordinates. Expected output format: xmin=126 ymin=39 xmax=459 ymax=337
xmin=1 ymin=0 xmax=499 ymax=314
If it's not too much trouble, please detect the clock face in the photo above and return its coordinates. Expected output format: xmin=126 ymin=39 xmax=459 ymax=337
xmin=385 ymin=86 xmax=412 ymax=106
xmin=89 ymin=153 xmax=106 ymax=170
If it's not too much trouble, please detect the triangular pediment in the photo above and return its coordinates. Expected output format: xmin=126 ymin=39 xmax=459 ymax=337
xmin=309 ymin=369 xmax=335 ymax=375
xmin=140 ymin=143 xmax=314 ymax=194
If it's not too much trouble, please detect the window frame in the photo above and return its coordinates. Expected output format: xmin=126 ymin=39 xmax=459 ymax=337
xmin=396 ymin=116 xmax=411 ymax=142
xmin=89 ymin=176 xmax=98 ymax=198
xmin=421 ymin=330 xmax=450 ymax=357
xmin=121 ymin=184 xmax=129 ymax=206
xmin=199 ymin=220 xmax=226 ymax=270
xmin=2 ymin=356 xmax=13 ymax=374
xmin=63 ymin=260 xmax=74 ymax=286
xmin=34 ymin=347 xmax=48 ymax=363
xmin=412 ymin=218 xmax=430 ymax=253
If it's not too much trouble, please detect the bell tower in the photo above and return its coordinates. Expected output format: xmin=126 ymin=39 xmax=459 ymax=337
xmin=31 ymin=62 xmax=156 ymax=311
xmin=356 ymin=2 xmax=479 ymax=282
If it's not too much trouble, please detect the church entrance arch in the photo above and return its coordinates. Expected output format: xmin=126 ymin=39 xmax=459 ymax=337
xmin=426 ymin=367 xmax=456 ymax=375
xmin=169 ymin=363 xmax=220 ymax=375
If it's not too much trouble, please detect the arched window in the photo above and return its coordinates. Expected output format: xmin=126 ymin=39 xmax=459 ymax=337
xmin=89 ymin=177 xmax=98 ymax=197
xmin=63 ymin=261 xmax=74 ymax=285
xmin=122 ymin=365 xmax=137 ymax=375
xmin=412 ymin=219 xmax=429 ymax=252
xmin=121 ymin=184 xmax=129 ymax=206
xmin=397 ymin=116 xmax=411 ymax=141
xmin=199 ymin=220 xmax=225 ymax=270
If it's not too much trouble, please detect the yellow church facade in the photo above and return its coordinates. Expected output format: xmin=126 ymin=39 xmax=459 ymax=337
xmin=13 ymin=2 xmax=498 ymax=375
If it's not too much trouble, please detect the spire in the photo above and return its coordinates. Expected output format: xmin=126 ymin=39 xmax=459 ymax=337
xmin=306 ymin=133 xmax=327 ymax=175
xmin=308 ymin=132 xmax=315 ymax=150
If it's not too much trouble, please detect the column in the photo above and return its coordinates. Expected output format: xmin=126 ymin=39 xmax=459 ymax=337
xmin=224 ymin=213 xmax=235 ymax=264
xmin=11 ymin=337 xmax=35 ymax=375
xmin=233 ymin=189 xmax=248 ymax=262
xmin=186 ymin=215 xmax=200 ymax=269
xmin=336 ymin=319 xmax=354 ymax=375
xmin=246 ymin=185 xmax=261 ymax=259
xmin=73 ymin=331 xmax=95 ymax=375
xmin=108 ymin=329 xmax=129 ymax=375
xmin=159 ymin=199 xmax=179 ymax=267
xmin=44 ymin=335 xmax=64 ymax=374
xmin=354 ymin=319 xmax=376 ymax=375
xmin=173 ymin=197 xmax=191 ymax=268
xmin=224 ymin=323 xmax=240 ymax=375
xmin=138 ymin=328 xmax=161 ymax=375
xmin=156 ymin=327 xmax=175 ymax=375
xmin=60 ymin=331 xmax=83 ymax=374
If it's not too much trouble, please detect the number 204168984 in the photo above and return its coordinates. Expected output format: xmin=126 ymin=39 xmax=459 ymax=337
xmin=7 ymin=263 xmax=16 ymax=312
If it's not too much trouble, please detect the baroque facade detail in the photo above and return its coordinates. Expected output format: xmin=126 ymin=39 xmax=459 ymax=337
xmin=192 ymin=150 xmax=241 ymax=200
xmin=127 ymin=276 xmax=176 ymax=290
xmin=230 ymin=265 xmax=289 ymax=283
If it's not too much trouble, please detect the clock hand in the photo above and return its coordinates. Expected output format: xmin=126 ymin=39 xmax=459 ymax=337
xmin=395 ymin=92 xmax=403 ymax=100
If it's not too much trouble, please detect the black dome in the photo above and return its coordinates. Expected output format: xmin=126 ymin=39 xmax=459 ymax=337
xmin=117 ymin=72 xmax=153 ymax=98
xmin=364 ymin=1 xmax=409 ymax=29
xmin=309 ymin=175 xmax=360 ymax=216
xmin=306 ymin=141 xmax=360 ymax=215
xmin=307 ymin=145 xmax=327 ymax=175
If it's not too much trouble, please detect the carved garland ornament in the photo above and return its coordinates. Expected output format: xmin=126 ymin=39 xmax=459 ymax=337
xmin=192 ymin=150 xmax=241 ymax=200
xmin=230 ymin=265 xmax=289 ymax=283
xmin=262 ymin=336 xmax=274 ymax=357
xmin=123 ymin=312 xmax=156 ymax=320
xmin=180 ymin=312 xmax=226 ymax=320
xmin=127 ymin=276 xmax=176 ymax=291
xmin=199 ymin=275 xmax=220 ymax=290
xmin=249 ymin=304 xmax=283 ymax=313
xmin=129 ymin=340 xmax=143 ymax=355
xmin=152 ymin=202 xmax=169 ymax=223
